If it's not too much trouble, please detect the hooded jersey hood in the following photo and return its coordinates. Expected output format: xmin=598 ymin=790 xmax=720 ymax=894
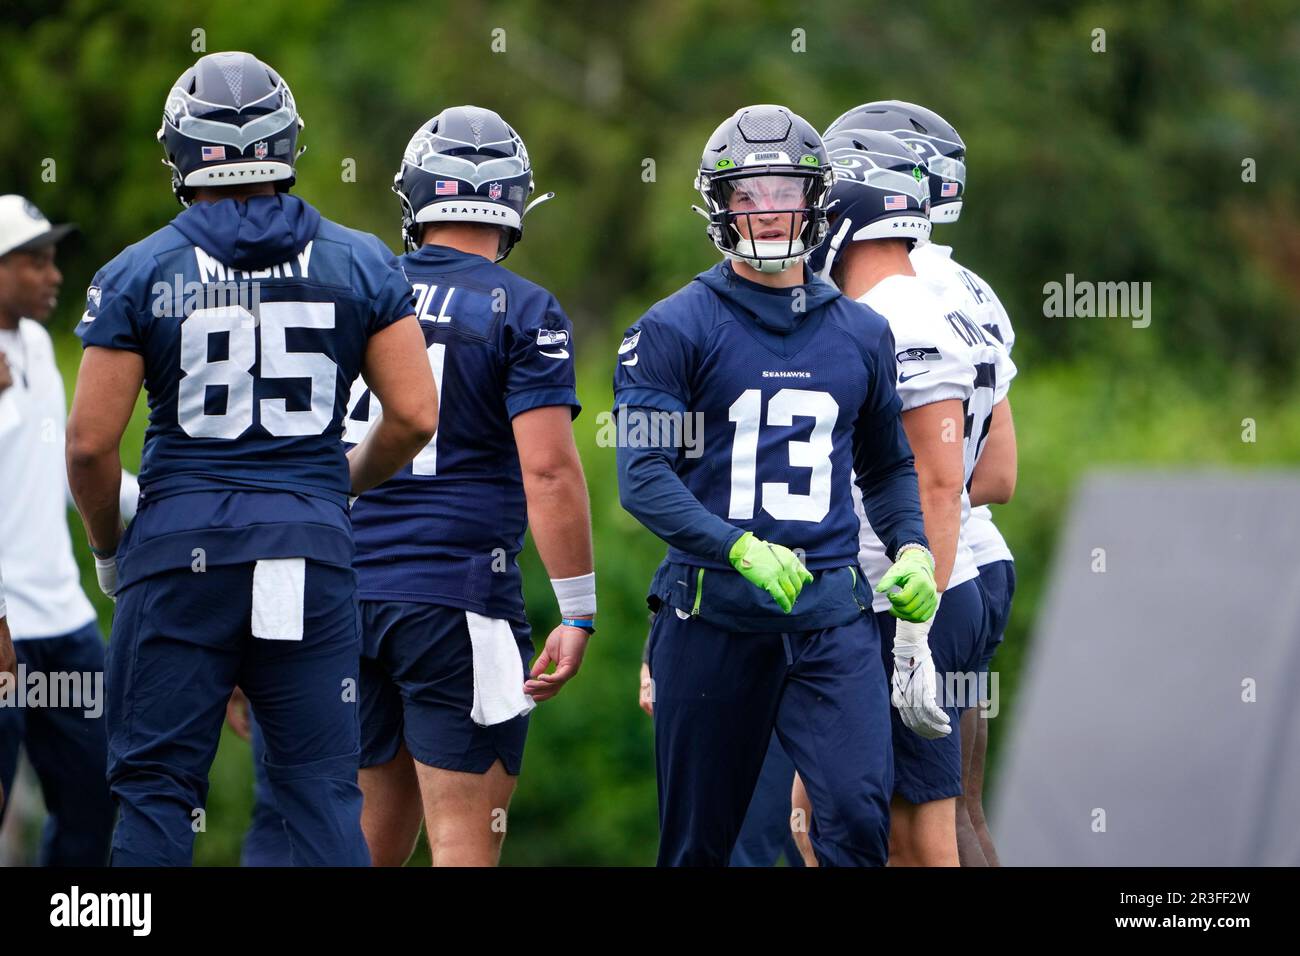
xmin=694 ymin=260 xmax=841 ymax=335
xmin=170 ymin=193 xmax=321 ymax=271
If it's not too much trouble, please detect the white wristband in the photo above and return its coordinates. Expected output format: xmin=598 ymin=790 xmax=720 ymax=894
xmin=551 ymin=572 xmax=596 ymax=619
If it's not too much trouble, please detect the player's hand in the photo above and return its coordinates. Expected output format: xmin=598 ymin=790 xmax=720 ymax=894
xmin=0 ymin=353 xmax=12 ymax=395
xmin=94 ymin=554 xmax=119 ymax=602
xmin=525 ymin=624 xmax=590 ymax=703
xmin=890 ymin=614 xmax=951 ymax=740
xmin=0 ymin=616 xmax=16 ymax=680
xmin=729 ymin=532 xmax=813 ymax=614
xmin=875 ymin=547 xmax=938 ymax=622
xmin=639 ymin=663 xmax=654 ymax=716
xmin=226 ymin=687 xmax=251 ymax=742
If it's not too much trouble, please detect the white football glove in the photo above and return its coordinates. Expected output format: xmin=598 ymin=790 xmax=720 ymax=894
xmin=890 ymin=598 xmax=951 ymax=740
xmin=94 ymin=555 xmax=119 ymax=603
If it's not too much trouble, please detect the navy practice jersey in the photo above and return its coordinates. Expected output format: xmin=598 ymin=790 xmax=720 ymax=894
xmin=613 ymin=263 xmax=910 ymax=573
xmin=76 ymin=194 xmax=412 ymax=587
xmin=343 ymin=245 xmax=580 ymax=625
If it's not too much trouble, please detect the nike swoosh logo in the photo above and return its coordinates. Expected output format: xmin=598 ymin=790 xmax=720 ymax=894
xmin=79 ymin=311 xmax=94 ymax=324
xmin=539 ymin=349 xmax=569 ymax=360
xmin=621 ymin=354 xmax=639 ymax=366
xmin=899 ymin=371 xmax=930 ymax=383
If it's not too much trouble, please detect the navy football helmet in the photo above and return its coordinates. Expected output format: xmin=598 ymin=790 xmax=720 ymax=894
xmin=393 ymin=106 xmax=551 ymax=259
xmin=824 ymin=101 xmax=966 ymax=223
xmin=807 ymin=130 xmax=930 ymax=281
xmin=693 ymin=105 xmax=834 ymax=273
xmin=157 ymin=51 xmax=304 ymax=207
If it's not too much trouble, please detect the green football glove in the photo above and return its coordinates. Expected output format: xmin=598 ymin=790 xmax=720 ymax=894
xmin=728 ymin=532 xmax=814 ymax=614
xmin=875 ymin=545 xmax=938 ymax=623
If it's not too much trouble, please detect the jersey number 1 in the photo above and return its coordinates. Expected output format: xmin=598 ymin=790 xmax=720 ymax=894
xmin=342 ymin=341 xmax=445 ymax=474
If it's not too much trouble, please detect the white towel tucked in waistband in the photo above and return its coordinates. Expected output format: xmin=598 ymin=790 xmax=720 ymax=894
xmin=251 ymin=558 xmax=305 ymax=642
xmin=466 ymin=611 xmax=535 ymax=727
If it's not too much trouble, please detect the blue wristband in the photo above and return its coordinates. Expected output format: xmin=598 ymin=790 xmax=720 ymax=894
xmin=561 ymin=617 xmax=596 ymax=634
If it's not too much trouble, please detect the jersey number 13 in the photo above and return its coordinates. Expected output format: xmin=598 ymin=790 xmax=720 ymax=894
xmin=728 ymin=388 xmax=837 ymax=523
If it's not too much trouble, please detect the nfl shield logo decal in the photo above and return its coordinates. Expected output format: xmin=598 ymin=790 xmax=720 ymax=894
xmin=488 ymin=182 xmax=503 ymax=200
xmin=254 ymin=141 xmax=269 ymax=160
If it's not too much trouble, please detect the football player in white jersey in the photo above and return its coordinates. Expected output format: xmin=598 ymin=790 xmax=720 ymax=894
xmin=802 ymin=129 xmax=1015 ymax=866
xmin=826 ymin=101 xmax=1020 ymax=865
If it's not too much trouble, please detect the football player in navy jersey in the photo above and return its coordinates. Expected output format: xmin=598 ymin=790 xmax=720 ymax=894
xmin=241 ymin=106 xmax=594 ymax=867
xmin=65 ymin=51 xmax=437 ymax=866
xmin=614 ymin=104 xmax=939 ymax=867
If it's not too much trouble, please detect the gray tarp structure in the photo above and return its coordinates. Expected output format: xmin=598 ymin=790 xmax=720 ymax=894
xmin=990 ymin=471 xmax=1300 ymax=865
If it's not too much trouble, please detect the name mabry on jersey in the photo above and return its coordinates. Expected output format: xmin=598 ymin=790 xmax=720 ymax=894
xmin=194 ymin=240 xmax=313 ymax=284
xmin=144 ymin=241 xmax=315 ymax=318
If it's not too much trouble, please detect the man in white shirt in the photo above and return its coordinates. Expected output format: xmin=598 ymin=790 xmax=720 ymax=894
xmin=0 ymin=194 xmax=136 ymax=865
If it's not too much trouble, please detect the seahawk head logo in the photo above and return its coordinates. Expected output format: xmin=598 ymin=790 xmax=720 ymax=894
xmin=536 ymin=328 xmax=570 ymax=360
xmin=897 ymin=346 xmax=941 ymax=363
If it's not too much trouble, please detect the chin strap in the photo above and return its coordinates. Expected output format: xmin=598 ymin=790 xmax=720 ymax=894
xmin=732 ymin=236 xmax=807 ymax=274
xmin=818 ymin=217 xmax=853 ymax=281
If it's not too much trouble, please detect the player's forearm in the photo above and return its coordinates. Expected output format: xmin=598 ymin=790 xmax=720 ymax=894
xmin=67 ymin=447 xmax=124 ymax=554
xmin=968 ymin=399 xmax=1016 ymax=506
xmin=968 ymin=469 xmax=1013 ymax=507
xmin=65 ymin=346 xmax=142 ymax=554
xmin=899 ymin=400 xmax=966 ymax=588
xmin=617 ymin=439 xmax=744 ymax=564
xmin=347 ymin=413 xmax=435 ymax=495
xmin=916 ymin=480 xmax=962 ymax=591
xmin=524 ymin=458 xmax=594 ymax=580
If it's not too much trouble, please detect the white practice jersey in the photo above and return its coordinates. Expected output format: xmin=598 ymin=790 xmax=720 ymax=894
xmin=911 ymin=240 xmax=1017 ymax=566
xmin=854 ymin=274 xmax=1014 ymax=611
xmin=0 ymin=319 xmax=98 ymax=639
